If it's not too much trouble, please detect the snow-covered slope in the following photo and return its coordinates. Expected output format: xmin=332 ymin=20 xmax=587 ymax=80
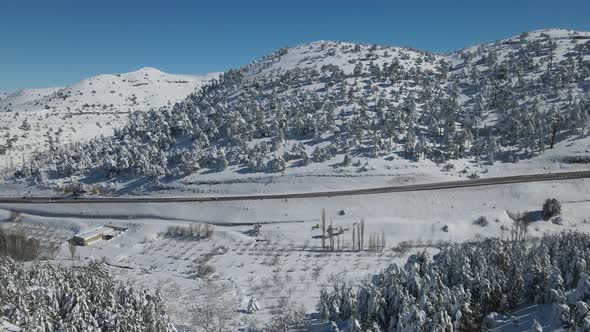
xmin=15 ymin=30 xmax=590 ymax=187
xmin=5 ymin=28 xmax=590 ymax=193
xmin=0 ymin=68 xmax=219 ymax=170
xmin=247 ymin=40 xmax=441 ymax=77
xmin=0 ymin=87 xmax=62 ymax=109
xmin=0 ymin=91 xmax=13 ymax=100
xmin=0 ymin=67 xmax=218 ymax=113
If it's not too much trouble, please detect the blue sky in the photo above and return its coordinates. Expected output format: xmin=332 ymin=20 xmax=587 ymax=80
xmin=1 ymin=0 xmax=589 ymax=91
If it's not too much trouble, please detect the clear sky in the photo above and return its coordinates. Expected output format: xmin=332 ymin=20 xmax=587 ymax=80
xmin=1 ymin=0 xmax=589 ymax=91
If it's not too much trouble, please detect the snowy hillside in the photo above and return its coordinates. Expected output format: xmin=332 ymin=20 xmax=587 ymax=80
xmin=0 ymin=87 xmax=62 ymax=109
xmin=0 ymin=68 xmax=219 ymax=170
xmin=0 ymin=67 xmax=219 ymax=113
xmin=8 ymin=28 xmax=590 ymax=193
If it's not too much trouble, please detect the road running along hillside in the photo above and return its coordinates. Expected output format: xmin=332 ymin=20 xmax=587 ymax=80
xmin=0 ymin=170 xmax=589 ymax=204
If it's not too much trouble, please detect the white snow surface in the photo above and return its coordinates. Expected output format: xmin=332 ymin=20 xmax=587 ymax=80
xmin=0 ymin=67 xmax=218 ymax=114
xmin=0 ymin=67 xmax=219 ymax=169
xmin=1 ymin=178 xmax=589 ymax=330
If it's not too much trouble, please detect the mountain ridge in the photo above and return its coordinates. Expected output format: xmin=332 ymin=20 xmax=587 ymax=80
xmin=7 ymin=28 xmax=590 ymax=188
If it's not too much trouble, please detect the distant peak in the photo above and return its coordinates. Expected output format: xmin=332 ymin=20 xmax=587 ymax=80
xmin=137 ymin=66 xmax=163 ymax=73
xmin=124 ymin=67 xmax=165 ymax=76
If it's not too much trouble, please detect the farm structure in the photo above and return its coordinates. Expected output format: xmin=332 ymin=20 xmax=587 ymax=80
xmin=72 ymin=224 xmax=127 ymax=246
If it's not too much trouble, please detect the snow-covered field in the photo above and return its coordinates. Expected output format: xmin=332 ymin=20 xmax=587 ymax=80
xmin=2 ymin=177 xmax=589 ymax=330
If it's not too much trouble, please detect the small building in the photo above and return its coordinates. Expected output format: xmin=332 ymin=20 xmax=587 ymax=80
xmin=72 ymin=224 xmax=127 ymax=246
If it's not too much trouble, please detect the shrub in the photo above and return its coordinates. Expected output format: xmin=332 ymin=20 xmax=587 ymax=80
xmin=542 ymin=198 xmax=562 ymax=220
xmin=61 ymin=181 xmax=87 ymax=195
xmin=552 ymin=216 xmax=563 ymax=225
xmin=7 ymin=211 xmax=22 ymax=222
xmin=473 ymin=216 xmax=489 ymax=227
xmin=442 ymin=163 xmax=455 ymax=171
xmin=196 ymin=264 xmax=216 ymax=278
xmin=165 ymin=223 xmax=214 ymax=239
xmin=266 ymin=297 xmax=306 ymax=331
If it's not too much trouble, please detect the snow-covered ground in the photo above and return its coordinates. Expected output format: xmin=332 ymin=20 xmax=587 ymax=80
xmin=143 ymin=134 xmax=590 ymax=197
xmin=1 ymin=28 xmax=589 ymax=331
xmin=0 ymin=67 xmax=218 ymax=170
xmin=1 ymin=132 xmax=587 ymax=198
xmin=0 ymin=87 xmax=62 ymax=107
xmin=2 ymin=177 xmax=589 ymax=330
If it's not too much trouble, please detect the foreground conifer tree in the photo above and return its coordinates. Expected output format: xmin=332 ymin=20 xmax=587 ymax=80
xmin=319 ymin=232 xmax=590 ymax=331
xmin=0 ymin=258 xmax=176 ymax=332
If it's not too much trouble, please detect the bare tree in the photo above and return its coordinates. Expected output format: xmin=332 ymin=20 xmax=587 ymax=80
xmin=312 ymin=266 xmax=322 ymax=284
xmin=507 ymin=211 xmax=528 ymax=242
xmin=329 ymin=220 xmax=334 ymax=251
xmin=191 ymin=280 xmax=237 ymax=332
xmin=360 ymin=219 xmax=365 ymax=251
xmin=321 ymin=209 xmax=326 ymax=250
xmin=68 ymin=240 xmax=77 ymax=266
xmin=357 ymin=225 xmax=362 ymax=251
xmin=265 ymin=297 xmax=306 ymax=332
xmin=352 ymin=224 xmax=356 ymax=251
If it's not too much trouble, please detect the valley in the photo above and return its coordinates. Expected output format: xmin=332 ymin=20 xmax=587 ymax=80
xmin=1 ymin=27 xmax=590 ymax=332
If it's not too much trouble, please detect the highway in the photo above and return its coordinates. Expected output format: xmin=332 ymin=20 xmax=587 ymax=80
xmin=0 ymin=170 xmax=588 ymax=204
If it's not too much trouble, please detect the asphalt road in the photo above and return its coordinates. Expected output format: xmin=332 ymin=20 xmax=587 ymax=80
xmin=0 ymin=170 xmax=588 ymax=204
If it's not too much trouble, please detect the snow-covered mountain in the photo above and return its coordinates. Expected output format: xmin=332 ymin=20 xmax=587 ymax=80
xmin=0 ymin=67 xmax=218 ymax=113
xmin=11 ymin=28 xmax=590 ymax=184
xmin=0 ymin=68 xmax=219 ymax=169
